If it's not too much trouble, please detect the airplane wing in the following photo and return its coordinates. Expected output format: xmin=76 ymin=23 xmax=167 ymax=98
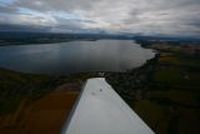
xmin=61 ymin=78 xmax=154 ymax=134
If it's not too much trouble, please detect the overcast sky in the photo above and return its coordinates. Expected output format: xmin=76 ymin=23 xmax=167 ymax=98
xmin=0 ymin=0 xmax=200 ymax=36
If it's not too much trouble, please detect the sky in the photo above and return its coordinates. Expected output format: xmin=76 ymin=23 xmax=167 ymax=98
xmin=0 ymin=0 xmax=200 ymax=36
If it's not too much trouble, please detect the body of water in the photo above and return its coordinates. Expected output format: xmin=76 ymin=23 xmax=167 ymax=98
xmin=0 ymin=40 xmax=155 ymax=75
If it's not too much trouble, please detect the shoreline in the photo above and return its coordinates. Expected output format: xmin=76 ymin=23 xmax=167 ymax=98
xmin=0 ymin=41 xmax=158 ymax=115
xmin=0 ymin=40 xmax=156 ymax=76
xmin=0 ymin=40 xmax=200 ymax=134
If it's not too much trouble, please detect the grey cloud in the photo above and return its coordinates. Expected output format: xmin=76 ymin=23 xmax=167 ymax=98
xmin=0 ymin=4 xmax=17 ymax=13
xmin=0 ymin=23 xmax=51 ymax=32
xmin=14 ymin=0 xmax=98 ymax=12
xmin=0 ymin=0 xmax=199 ymax=36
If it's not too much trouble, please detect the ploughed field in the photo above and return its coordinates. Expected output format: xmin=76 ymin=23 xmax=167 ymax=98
xmin=0 ymin=83 xmax=79 ymax=134
xmin=0 ymin=70 xmax=97 ymax=134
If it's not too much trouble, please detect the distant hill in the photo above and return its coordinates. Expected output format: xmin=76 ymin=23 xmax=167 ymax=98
xmin=0 ymin=31 xmax=199 ymax=46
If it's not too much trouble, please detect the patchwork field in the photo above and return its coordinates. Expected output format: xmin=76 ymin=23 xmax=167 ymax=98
xmin=106 ymin=43 xmax=200 ymax=134
xmin=133 ymin=45 xmax=200 ymax=134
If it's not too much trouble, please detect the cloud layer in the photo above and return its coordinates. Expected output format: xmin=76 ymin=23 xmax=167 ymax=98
xmin=0 ymin=0 xmax=200 ymax=36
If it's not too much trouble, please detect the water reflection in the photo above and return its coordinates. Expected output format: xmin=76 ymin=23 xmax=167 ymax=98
xmin=0 ymin=40 xmax=155 ymax=75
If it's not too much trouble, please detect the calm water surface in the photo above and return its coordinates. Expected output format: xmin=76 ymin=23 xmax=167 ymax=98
xmin=0 ymin=40 xmax=155 ymax=75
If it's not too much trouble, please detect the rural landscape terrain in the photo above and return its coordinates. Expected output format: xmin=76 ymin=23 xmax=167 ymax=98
xmin=0 ymin=39 xmax=199 ymax=134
